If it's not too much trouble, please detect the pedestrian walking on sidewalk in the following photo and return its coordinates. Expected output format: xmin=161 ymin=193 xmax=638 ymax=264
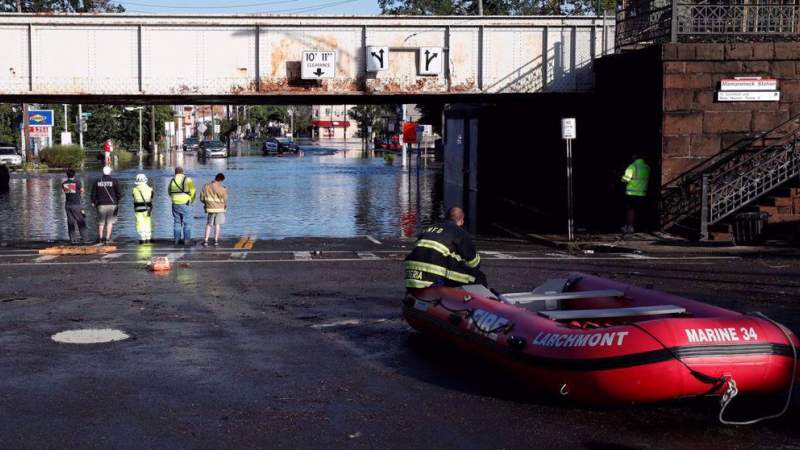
xmin=201 ymin=173 xmax=228 ymax=246
xmin=62 ymin=168 xmax=87 ymax=244
xmin=168 ymin=166 xmax=196 ymax=246
xmin=621 ymin=154 xmax=651 ymax=235
xmin=132 ymin=173 xmax=154 ymax=244
xmin=92 ymin=166 xmax=122 ymax=244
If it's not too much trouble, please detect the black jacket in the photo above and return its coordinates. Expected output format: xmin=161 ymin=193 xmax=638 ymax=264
xmin=91 ymin=175 xmax=122 ymax=206
xmin=404 ymin=220 xmax=483 ymax=287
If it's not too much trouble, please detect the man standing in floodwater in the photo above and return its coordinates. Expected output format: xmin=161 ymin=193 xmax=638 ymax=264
xmin=62 ymin=168 xmax=88 ymax=244
xmin=168 ymin=166 xmax=196 ymax=246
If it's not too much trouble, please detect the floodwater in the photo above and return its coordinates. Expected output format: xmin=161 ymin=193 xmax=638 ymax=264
xmin=0 ymin=142 xmax=442 ymax=241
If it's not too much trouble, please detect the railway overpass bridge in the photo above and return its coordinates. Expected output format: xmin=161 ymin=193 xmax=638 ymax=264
xmin=0 ymin=13 xmax=614 ymax=103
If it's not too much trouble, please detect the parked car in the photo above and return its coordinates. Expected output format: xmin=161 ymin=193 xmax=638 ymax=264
xmin=262 ymin=137 xmax=299 ymax=156
xmin=0 ymin=142 xmax=22 ymax=167
xmin=200 ymin=140 xmax=228 ymax=158
xmin=183 ymin=137 xmax=200 ymax=153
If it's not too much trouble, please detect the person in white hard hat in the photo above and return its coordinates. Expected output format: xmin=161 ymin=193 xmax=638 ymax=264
xmin=132 ymin=173 xmax=154 ymax=244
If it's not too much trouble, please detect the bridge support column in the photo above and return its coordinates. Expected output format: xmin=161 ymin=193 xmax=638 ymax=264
xmin=444 ymin=105 xmax=480 ymax=234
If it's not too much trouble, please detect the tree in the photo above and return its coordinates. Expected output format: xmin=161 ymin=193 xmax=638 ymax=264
xmin=378 ymin=0 xmax=615 ymax=15
xmin=1 ymin=0 xmax=125 ymax=12
xmin=0 ymin=105 xmax=21 ymax=145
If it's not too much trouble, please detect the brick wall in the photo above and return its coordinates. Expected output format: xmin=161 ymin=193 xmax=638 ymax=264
xmin=662 ymin=42 xmax=800 ymax=185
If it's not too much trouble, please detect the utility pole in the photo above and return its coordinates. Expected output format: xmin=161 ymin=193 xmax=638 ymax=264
xmin=150 ymin=105 xmax=156 ymax=155
xmin=211 ymin=105 xmax=215 ymax=140
xmin=77 ymin=104 xmax=84 ymax=148
xmin=138 ymin=108 xmax=143 ymax=154
xmin=22 ymin=103 xmax=30 ymax=162
xmin=63 ymin=105 xmax=68 ymax=132
xmin=16 ymin=0 xmax=21 ymax=12
xmin=477 ymin=0 xmax=483 ymax=15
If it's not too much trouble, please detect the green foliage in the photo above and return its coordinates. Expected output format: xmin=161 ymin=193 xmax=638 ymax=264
xmin=0 ymin=104 xmax=20 ymax=146
xmin=348 ymin=105 xmax=399 ymax=138
xmin=249 ymin=105 xmax=289 ymax=127
xmin=22 ymin=161 xmax=48 ymax=172
xmin=39 ymin=144 xmax=84 ymax=168
xmin=292 ymin=105 xmax=313 ymax=136
xmin=1 ymin=0 xmax=125 ymax=12
xmin=378 ymin=0 xmax=615 ymax=15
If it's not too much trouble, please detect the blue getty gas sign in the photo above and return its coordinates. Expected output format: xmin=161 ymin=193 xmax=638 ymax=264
xmin=28 ymin=110 xmax=54 ymax=126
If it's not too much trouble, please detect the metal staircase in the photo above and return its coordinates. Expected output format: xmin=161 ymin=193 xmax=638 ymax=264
xmin=660 ymin=114 xmax=800 ymax=239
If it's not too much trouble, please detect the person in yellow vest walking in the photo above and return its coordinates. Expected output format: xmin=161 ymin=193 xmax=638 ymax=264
xmin=132 ymin=174 xmax=154 ymax=244
xmin=201 ymin=173 xmax=228 ymax=247
xmin=168 ymin=166 xmax=196 ymax=246
xmin=621 ymin=155 xmax=651 ymax=235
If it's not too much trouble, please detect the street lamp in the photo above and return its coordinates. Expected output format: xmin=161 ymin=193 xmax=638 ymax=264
xmin=124 ymin=106 xmax=144 ymax=155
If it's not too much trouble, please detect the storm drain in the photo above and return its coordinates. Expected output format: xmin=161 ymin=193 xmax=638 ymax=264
xmin=51 ymin=328 xmax=130 ymax=344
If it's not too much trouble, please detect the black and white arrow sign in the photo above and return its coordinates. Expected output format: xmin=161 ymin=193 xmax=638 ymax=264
xmin=418 ymin=47 xmax=443 ymax=75
xmin=366 ymin=46 xmax=389 ymax=72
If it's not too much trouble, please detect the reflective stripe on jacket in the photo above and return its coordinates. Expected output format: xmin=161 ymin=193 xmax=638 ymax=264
xmin=622 ymin=159 xmax=650 ymax=197
xmin=200 ymin=181 xmax=227 ymax=213
xmin=404 ymin=220 xmax=481 ymax=289
xmin=132 ymin=183 xmax=153 ymax=212
xmin=168 ymin=174 xmax=196 ymax=205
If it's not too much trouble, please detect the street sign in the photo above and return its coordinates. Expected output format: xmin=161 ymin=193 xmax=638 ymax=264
xmin=418 ymin=47 xmax=443 ymax=76
xmin=60 ymin=132 xmax=72 ymax=145
xmin=366 ymin=46 xmax=389 ymax=71
xmin=720 ymin=77 xmax=778 ymax=91
xmin=561 ymin=118 xmax=577 ymax=140
xmin=164 ymin=122 xmax=175 ymax=136
xmin=197 ymin=122 xmax=208 ymax=134
xmin=28 ymin=110 xmax=54 ymax=126
xmin=301 ymin=51 xmax=336 ymax=80
xmin=717 ymin=91 xmax=780 ymax=102
xmin=81 ymin=112 xmax=93 ymax=118
xmin=29 ymin=125 xmax=49 ymax=138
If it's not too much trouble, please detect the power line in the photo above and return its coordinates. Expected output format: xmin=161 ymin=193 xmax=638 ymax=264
xmin=121 ymin=0 xmax=299 ymax=9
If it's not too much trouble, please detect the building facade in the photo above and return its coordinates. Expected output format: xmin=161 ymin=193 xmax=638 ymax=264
xmin=312 ymin=105 xmax=357 ymax=140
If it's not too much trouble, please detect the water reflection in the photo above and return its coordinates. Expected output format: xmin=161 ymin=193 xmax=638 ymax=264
xmin=0 ymin=143 xmax=442 ymax=241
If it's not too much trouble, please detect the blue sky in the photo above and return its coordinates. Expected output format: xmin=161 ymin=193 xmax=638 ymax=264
xmin=118 ymin=0 xmax=381 ymax=15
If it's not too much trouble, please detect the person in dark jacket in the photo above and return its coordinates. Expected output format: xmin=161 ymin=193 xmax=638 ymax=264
xmin=404 ymin=206 xmax=487 ymax=290
xmin=62 ymin=168 xmax=87 ymax=244
xmin=0 ymin=162 xmax=9 ymax=193
xmin=91 ymin=166 xmax=122 ymax=243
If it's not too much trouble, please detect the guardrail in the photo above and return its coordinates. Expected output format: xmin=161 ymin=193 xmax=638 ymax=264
xmin=617 ymin=1 xmax=800 ymax=49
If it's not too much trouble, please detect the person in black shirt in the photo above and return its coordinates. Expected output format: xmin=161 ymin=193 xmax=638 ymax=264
xmin=404 ymin=207 xmax=487 ymax=290
xmin=91 ymin=166 xmax=122 ymax=244
xmin=62 ymin=168 xmax=87 ymax=244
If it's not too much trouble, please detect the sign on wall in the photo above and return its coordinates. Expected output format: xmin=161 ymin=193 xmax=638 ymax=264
xmin=418 ymin=47 xmax=443 ymax=76
xmin=366 ymin=46 xmax=388 ymax=71
xmin=717 ymin=91 xmax=781 ymax=102
xmin=301 ymin=51 xmax=336 ymax=79
xmin=720 ymin=77 xmax=778 ymax=91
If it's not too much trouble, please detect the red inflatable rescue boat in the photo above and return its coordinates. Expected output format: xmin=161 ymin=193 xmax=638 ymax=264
xmin=403 ymin=273 xmax=799 ymax=411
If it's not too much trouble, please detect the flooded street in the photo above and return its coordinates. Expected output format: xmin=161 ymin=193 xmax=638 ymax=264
xmin=0 ymin=141 xmax=442 ymax=241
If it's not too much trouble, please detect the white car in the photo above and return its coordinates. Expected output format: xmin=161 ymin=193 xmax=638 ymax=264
xmin=201 ymin=140 xmax=228 ymax=158
xmin=0 ymin=143 xmax=22 ymax=167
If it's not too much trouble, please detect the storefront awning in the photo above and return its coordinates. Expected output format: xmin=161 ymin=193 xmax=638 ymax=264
xmin=313 ymin=120 xmax=351 ymax=128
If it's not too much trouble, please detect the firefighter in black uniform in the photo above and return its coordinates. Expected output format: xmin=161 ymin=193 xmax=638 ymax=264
xmin=404 ymin=207 xmax=487 ymax=290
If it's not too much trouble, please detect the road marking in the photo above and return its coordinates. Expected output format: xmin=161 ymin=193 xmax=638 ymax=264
xmin=165 ymin=252 xmax=185 ymax=263
xmin=357 ymin=252 xmax=380 ymax=260
xmin=545 ymin=252 xmax=571 ymax=258
xmin=243 ymin=236 xmax=257 ymax=250
xmin=33 ymin=255 xmax=58 ymax=263
xmin=620 ymin=253 xmax=651 ymax=259
xmin=230 ymin=252 xmax=248 ymax=260
xmin=311 ymin=318 xmax=391 ymax=329
xmin=294 ymin=251 xmax=312 ymax=261
xmin=365 ymin=235 xmax=382 ymax=245
xmin=482 ymin=251 xmax=517 ymax=259
xmin=91 ymin=253 xmax=124 ymax=264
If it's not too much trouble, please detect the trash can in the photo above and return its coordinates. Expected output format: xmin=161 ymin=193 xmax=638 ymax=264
xmin=733 ymin=212 xmax=769 ymax=245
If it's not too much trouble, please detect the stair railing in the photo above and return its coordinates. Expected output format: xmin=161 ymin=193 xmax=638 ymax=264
xmin=660 ymin=113 xmax=800 ymax=230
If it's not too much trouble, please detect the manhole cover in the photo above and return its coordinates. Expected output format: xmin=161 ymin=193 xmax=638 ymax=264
xmin=51 ymin=328 xmax=130 ymax=344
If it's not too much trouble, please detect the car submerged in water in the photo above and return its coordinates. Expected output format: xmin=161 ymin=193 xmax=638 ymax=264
xmin=0 ymin=142 xmax=22 ymax=167
xmin=182 ymin=137 xmax=200 ymax=153
xmin=262 ymin=137 xmax=299 ymax=156
xmin=200 ymin=140 xmax=228 ymax=159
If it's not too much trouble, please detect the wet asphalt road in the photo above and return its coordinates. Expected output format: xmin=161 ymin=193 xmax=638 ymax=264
xmin=0 ymin=237 xmax=799 ymax=449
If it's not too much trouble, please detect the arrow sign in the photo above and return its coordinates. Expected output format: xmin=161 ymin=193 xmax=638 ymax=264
xmin=366 ymin=46 xmax=389 ymax=72
xmin=418 ymin=47 xmax=442 ymax=76
xmin=301 ymin=51 xmax=336 ymax=80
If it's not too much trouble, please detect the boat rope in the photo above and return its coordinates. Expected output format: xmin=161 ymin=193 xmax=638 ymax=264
xmin=718 ymin=311 xmax=797 ymax=426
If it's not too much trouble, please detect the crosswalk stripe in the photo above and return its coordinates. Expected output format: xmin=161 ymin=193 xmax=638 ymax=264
xmin=91 ymin=253 xmax=123 ymax=264
xmin=357 ymin=252 xmax=380 ymax=260
xmin=365 ymin=235 xmax=382 ymax=245
xmin=165 ymin=252 xmax=185 ymax=262
xmin=33 ymin=255 xmax=58 ymax=263
xmin=482 ymin=251 xmax=517 ymax=259
xmin=230 ymin=252 xmax=248 ymax=260
xmin=294 ymin=251 xmax=312 ymax=261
